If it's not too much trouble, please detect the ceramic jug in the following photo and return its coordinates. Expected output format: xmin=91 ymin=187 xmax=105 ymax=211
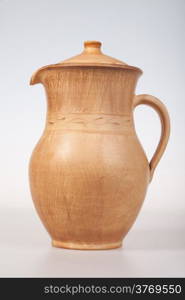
xmin=29 ymin=41 xmax=170 ymax=250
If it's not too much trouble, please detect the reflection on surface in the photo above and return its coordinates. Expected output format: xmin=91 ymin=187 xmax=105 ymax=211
xmin=0 ymin=207 xmax=185 ymax=277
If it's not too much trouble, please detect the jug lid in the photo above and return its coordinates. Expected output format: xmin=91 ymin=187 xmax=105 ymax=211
xmin=56 ymin=41 xmax=142 ymax=72
xmin=30 ymin=41 xmax=142 ymax=85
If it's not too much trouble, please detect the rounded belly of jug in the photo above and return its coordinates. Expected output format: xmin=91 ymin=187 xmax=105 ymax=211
xmin=29 ymin=128 xmax=150 ymax=250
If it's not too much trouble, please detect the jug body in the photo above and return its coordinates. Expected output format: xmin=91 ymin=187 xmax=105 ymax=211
xmin=29 ymin=41 xmax=170 ymax=249
xmin=29 ymin=66 xmax=150 ymax=250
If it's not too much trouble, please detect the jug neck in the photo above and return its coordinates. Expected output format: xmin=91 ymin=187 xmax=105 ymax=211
xmin=43 ymin=67 xmax=140 ymax=120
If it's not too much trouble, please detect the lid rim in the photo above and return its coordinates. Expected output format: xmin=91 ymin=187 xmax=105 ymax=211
xmin=46 ymin=62 xmax=142 ymax=73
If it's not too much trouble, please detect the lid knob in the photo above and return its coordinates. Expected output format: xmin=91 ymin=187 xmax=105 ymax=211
xmin=83 ymin=40 xmax=102 ymax=54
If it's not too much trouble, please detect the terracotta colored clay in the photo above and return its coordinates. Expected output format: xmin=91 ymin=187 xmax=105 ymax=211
xmin=29 ymin=41 xmax=170 ymax=250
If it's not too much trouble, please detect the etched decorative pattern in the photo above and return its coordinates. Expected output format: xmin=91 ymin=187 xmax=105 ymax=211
xmin=47 ymin=113 xmax=133 ymax=133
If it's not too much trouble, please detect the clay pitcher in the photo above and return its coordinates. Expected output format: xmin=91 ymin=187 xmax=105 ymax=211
xmin=29 ymin=41 xmax=170 ymax=250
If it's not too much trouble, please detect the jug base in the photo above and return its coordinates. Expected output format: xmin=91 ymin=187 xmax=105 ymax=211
xmin=52 ymin=240 xmax=122 ymax=250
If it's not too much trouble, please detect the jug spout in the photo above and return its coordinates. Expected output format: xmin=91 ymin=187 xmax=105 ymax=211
xmin=30 ymin=64 xmax=58 ymax=85
xmin=30 ymin=66 xmax=46 ymax=85
xmin=30 ymin=70 xmax=39 ymax=85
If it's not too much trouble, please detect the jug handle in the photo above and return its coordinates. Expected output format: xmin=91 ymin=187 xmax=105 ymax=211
xmin=133 ymin=94 xmax=170 ymax=182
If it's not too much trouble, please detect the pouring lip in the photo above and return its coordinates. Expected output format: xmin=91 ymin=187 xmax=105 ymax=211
xmin=30 ymin=63 xmax=142 ymax=85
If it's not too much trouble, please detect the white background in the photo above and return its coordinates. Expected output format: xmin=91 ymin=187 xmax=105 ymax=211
xmin=0 ymin=0 xmax=185 ymax=277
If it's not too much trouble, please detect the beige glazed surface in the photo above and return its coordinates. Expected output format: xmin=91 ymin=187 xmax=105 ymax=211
xmin=29 ymin=41 xmax=170 ymax=250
